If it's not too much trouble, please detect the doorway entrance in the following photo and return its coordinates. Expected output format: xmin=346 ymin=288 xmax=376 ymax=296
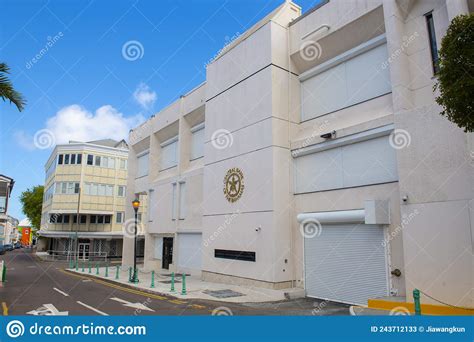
xmin=78 ymin=243 xmax=90 ymax=260
xmin=162 ymin=237 xmax=173 ymax=269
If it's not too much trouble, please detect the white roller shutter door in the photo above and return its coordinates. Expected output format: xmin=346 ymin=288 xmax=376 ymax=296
xmin=304 ymin=224 xmax=388 ymax=305
xmin=177 ymin=233 xmax=202 ymax=271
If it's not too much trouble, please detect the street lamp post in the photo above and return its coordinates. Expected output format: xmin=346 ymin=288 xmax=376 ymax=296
xmin=131 ymin=198 xmax=140 ymax=283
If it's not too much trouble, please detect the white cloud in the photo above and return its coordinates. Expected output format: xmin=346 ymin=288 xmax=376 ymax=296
xmin=133 ymin=83 xmax=156 ymax=109
xmin=16 ymin=104 xmax=144 ymax=149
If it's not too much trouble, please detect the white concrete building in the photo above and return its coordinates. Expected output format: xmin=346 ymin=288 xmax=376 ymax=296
xmin=123 ymin=0 xmax=473 ymax=309
xmin=0 ymin=174 xmax=16 ymax=245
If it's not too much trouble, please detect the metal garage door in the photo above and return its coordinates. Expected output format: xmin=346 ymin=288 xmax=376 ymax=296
xmin=177 ymin=233 xmax=202 ymax=271
xmin=304 ymin=224 xmax=388 ymax=305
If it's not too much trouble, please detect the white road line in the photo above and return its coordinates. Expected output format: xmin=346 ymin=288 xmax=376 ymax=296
xmin=53 ymin=287 xmax=69 ymax=297
xmin=76 ymin=301 xmax=109 ymax=316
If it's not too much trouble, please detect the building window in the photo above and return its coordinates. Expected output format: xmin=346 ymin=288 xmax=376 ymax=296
xmin=87 ymin=154 xmax=94 ymax=165
xmin=71 ymin=154 xmax=76 ymax=164
xmin=214 ymin=249 xmax=256 ymax=262
xmin=77 ymin=154 xmax=82 ymax=164
xmin=95 ymin=156 xmax=101 ymax=166
xmin=117 ymin=186 xmax=126 ymax=197
xmin=74 ymin=183 xmax=80 ymax=194
xmin=58 ymin=154 xmax=63 ymax=165
xmin=104 ymin=215 xmax=111 ymax=224
xmin=426 ymin=12 xmax=439 ymax=74
xmin=137 ymin=213 xmax=142 ymax=223
xmin=120 ymin=159 xmax=127 ymax=170
xmin=90 ymin=215 xmax=97 ymax=224
xmin=137 ymin=152 xmax=149 ymax=178
xmin=97 ymin=215 xmax=104 ymax=224
xmin=160 ymin=137 xmax=178 ymax=170
xmin=116 ymin=212 xmax=124 ymax=224
xmin=171 ymin=183 xmax=177 ymax=220
xmin=64 ymin=154 xmax=70 ymax=164
xmin=178 ymin=181 xmax=186 ymax=220
xmin=80 ymin=215 xmax=87 ymax=224
xmin=190 ymin=123 xmax=205 ymax=160
xmin=73 ymin=215 xmax=78 ymax=223
xmin=63 ymin=215 xmax=70 ymax=224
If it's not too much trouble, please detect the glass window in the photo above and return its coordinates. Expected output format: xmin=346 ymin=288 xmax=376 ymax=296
xmin=90 ymin=215 xmax=96 ymax=224
xmin=87 ymin=154 xmax=94 ymax=165
xmin=64 ymin=154 xmax=70 ymax=164
xmin=73 ymin=215 xmax=78 ymax=223
xmin=58 ymin=154 xmax=63 ymax=165
xmin=84 ymin=183 xmax=90 ymax=195
xmin=80 ymin=215 xmax=87 ymax=224
xmin=106 ymin=185 xmax=113 ymax=196
xmin=117 ymin=186 xmax=125 ymax=197
xmin=108 ymin=157 xmax=115 ymax=169
xmin=95 ymin=156 xmax=101 ymax=166
xmin=63 ymin=215 xmax=70 ymax=224
xmin=426 ymin=12 xmax=439 ymax=74
xmin=74 ymin=183 xmax=80 ymax=194
xmin=105 ymin=215 xmax=111 ymax=224
xmin=116 ymin=212 xmax=124 ymax=223
xmin=71 ymin=154 xmax=76 ymax=164
xmin=56 ymin=215 xmax=63 ymax=223
xmin=90 ymin=184 xmax=98 ymax=196
xmin=61 ymin=183 xmax=67 ymax=194
xmin=137 ymin=213 xmax=142 ymax=223
xmin=98 ymin=184 xmax=106 ymax=196
xmin=77 ymin=154 xmax=82 ymax=164
xmin=120 ymin=159 xmax=127 ymax=169
xmin=97 ymin=215 xmax=104 ymax=224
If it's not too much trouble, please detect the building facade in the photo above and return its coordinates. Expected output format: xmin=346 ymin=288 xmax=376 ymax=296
xmin=0 ymin=174 xmax=16 ymax=245
xmin=38 ymin=139 xmax=144 ymax=260
xmin=123 ymin=0 xmax=473 ymax=307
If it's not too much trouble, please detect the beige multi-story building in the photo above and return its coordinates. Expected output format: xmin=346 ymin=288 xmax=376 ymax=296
xmin=123 ymin=0 xmax=473 ymax=309
xmin=0 ymin=174 xmax=16 ymax=245
xmin=38 ymin=139 xmax=145 ymax=260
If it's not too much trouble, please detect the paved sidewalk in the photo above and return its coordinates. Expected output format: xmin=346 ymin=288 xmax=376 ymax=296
xmin=68 ymin=266 xmax=304 ymax=303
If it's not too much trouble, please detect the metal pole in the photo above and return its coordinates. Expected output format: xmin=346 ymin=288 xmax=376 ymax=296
xmin=413 ymin=289 xmax=421 ymax=315
xmin=75 ymin=186 xmax=81 ymax=268
xmin=133 ymin=209 xmax=138 ymax=283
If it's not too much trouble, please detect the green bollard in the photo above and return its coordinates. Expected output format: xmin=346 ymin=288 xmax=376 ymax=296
xmin=413 ymin=289 xmax=421 ymax=315
xmin=75 ymin=260 xmax=78 ymax=271
xmin=115 ymin=265 xmax=119 ymax=280
xmin=105 ymin=265 xmax=109 ymax=277
xmin=96 ymin=264 xmax=99 ymax=275
xmin=88 ymin=261 xmax=91 ymax=274
xmin=81 ymin=262 xmax=85 ymax=272
xmin=2 ymin=264 xmax=6 ymax=282
xmin=170 ymin=272 xmax=175 ymax=292
xmin=150 ymin=271 xmax=155 ymax=288
xmin=181 ymin=273 xmax=187 ymax=295
xmin=69 ymin=259 xmax=73 ymax=269
xmin=133 ymin=268 xmax=139 ymax=283
xmin=128 ymin=267 xmax=132 ymax=282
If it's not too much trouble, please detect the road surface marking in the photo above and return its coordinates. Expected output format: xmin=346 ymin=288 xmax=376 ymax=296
xmin=189 ymin=304 xmax=206 ymax=309
xmin=2 ymin=302 xmax=8 ymax=316
xmin=169 ymin=299 xmax=186 ymax=305
xmin=53 ymin=287 xmax=69 ymax=297
xmin=26 ymin=266 xmax=36 ymax=268
xmin=110 ymin=297 xmax=155 ymax=312
xmin=27 ymin=304 xmax=68 ymax=316
xmin=76 ymin=301 xmax=109 ymax=316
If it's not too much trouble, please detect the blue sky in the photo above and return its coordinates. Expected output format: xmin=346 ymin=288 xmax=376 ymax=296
xmin=0 ymin=0 xmax=319 ymax=220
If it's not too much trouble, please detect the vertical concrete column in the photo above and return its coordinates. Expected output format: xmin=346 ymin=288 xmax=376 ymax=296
xmin=446 ymin=0 xmax=469 ymax=20
xmin=382 ymin=0 xmax=413 ymax=112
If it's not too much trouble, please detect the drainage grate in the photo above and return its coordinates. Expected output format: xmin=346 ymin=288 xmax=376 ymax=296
xmin=203 ymin=289 xmax=245 ymax=298
xmin=159 ymin=280 xmax=181 ymax=284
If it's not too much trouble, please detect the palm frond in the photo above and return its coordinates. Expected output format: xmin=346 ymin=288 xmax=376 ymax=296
xmin=0 ymin=62 xmax=26 ymax=112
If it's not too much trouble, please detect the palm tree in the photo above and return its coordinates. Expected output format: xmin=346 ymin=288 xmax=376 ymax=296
xmin=0 ymin=62 xmax=26 ymax=111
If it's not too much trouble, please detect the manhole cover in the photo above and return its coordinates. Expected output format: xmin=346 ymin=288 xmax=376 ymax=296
xmin=203 ymin=289 xmax=245 ymax=298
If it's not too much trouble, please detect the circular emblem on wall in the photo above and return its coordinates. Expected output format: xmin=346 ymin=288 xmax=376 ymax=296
xmin=223 ymin=167 xmax=244 ymax=203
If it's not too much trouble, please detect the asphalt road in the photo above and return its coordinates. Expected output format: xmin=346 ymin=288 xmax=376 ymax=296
xmin=0 ymin=249 xmax=349 ymax=316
